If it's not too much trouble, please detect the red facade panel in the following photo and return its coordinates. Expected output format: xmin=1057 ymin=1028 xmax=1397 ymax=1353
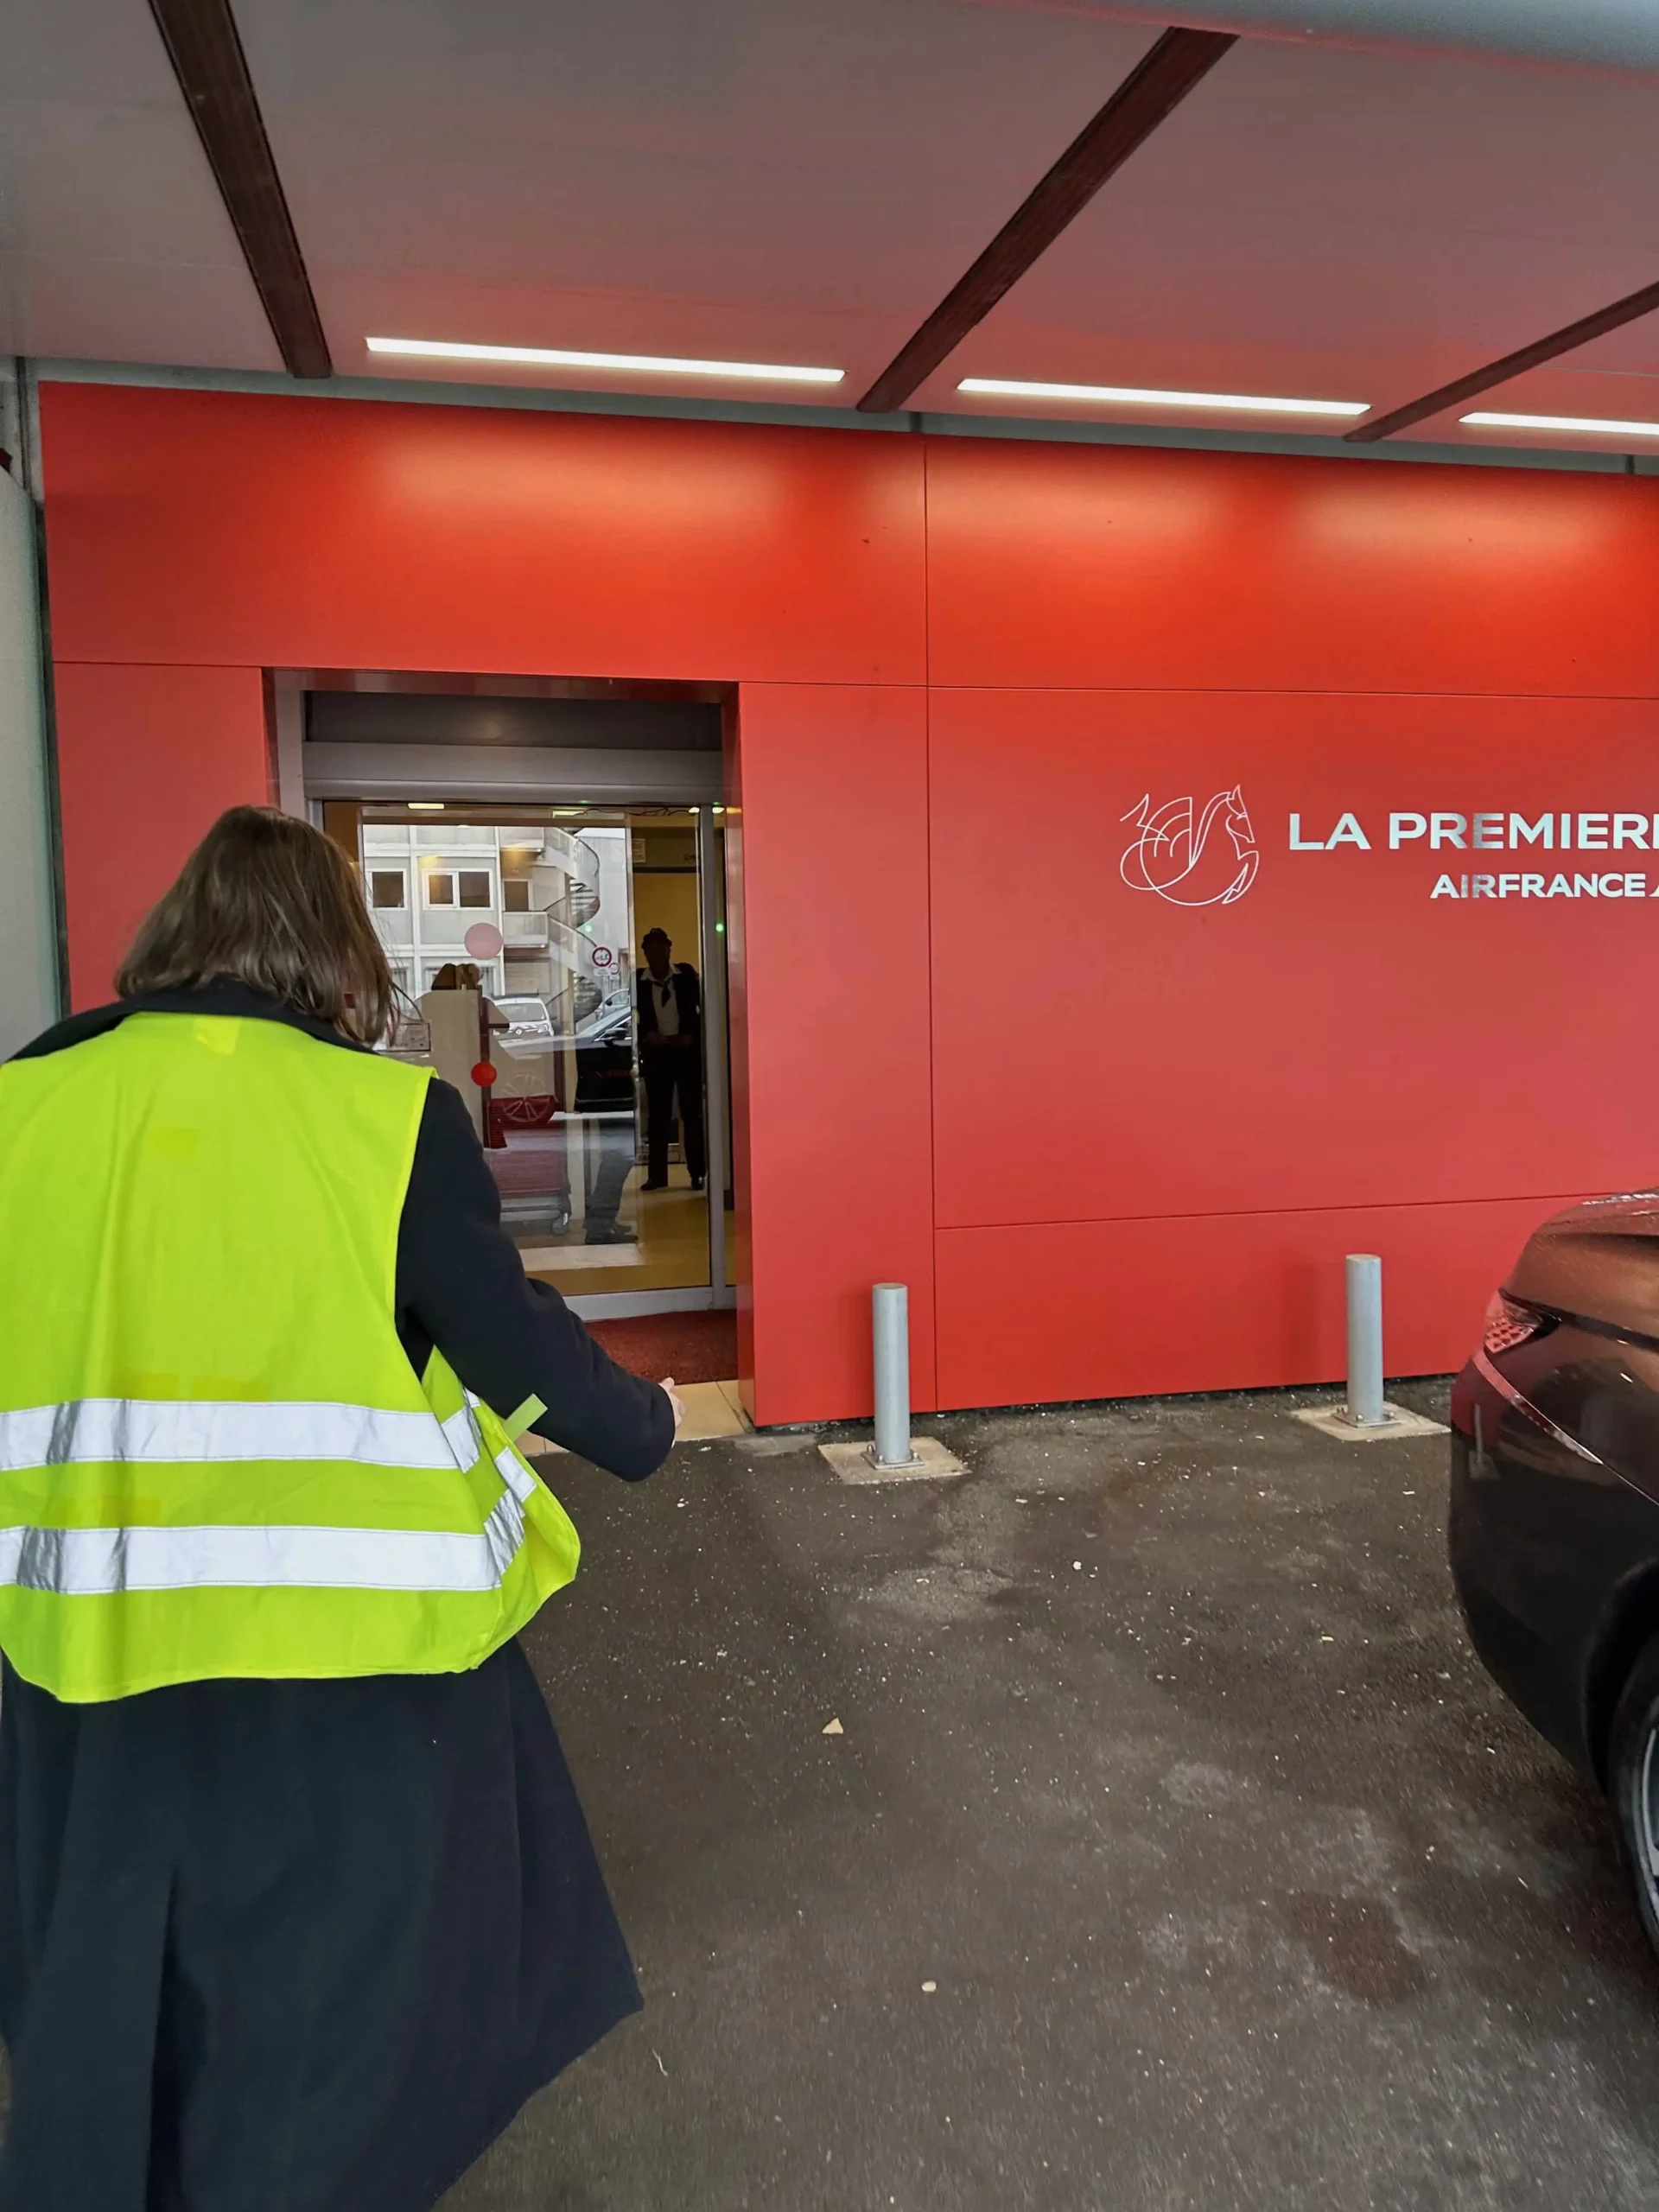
xmin=929 ymin=687 xmax=1659 ymax=1231
xmin=925 ymin=437 xmax=1659 ymax=697
xmin=54 ymin=663 xmax=270 ymax=1008
xmin=40 ymin=384 xmax=926 ymax=685
xmin=934 ymin=1198 xmax=1573 ymax=1411
xmin=34 ymin=382 xmax=1659 ymax=1418
xmin=734 ymin=684 xmax=934 ymax=1427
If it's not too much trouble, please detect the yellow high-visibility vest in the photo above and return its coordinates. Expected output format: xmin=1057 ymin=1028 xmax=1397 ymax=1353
xmin=0 ymin=1012 xmax=579 ymax=1702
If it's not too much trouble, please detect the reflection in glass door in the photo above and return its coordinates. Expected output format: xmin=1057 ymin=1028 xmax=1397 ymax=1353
xmin=359 ymin=800 xmax=726 ymax=1307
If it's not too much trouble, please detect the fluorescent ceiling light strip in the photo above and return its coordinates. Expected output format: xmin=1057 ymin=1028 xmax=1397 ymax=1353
xmin=1461 ymin=409 xmax=1659 ymax=437
xmin=366 ymin=336 xmax=843 ymax=385
xmin=959 ymin=377 xmax=1368 ymax=418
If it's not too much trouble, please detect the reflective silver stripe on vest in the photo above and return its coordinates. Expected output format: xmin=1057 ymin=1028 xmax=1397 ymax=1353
xmin=0 ymin=1398 xmax=481 ymax=1475
xmin=492 ymin=1442 xmax=537 ymax=1503
xmin=0 ymin=1482 xmax=528 ymax=1597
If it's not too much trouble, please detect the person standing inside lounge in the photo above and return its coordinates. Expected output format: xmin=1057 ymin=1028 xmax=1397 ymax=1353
xmin=636 ymin=926 xmax=706 ymax=1192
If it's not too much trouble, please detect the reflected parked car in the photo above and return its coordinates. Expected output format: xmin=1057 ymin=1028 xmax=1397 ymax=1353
xmin=576 ymin=986 xmax=634 ymax=1049
xmin=493 ymin=991 xmax=635 ymax=1112
xmin=1449 ymin=1190 xmax=1659 ymax=1956
xmin=494 ymin=995 xmax=557 ymax=1052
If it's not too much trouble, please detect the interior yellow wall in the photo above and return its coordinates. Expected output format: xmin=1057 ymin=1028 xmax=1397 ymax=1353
xmin=632 ymin=871 xmax=702 ymax=969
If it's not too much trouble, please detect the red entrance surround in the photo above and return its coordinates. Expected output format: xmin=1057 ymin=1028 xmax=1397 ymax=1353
xmin=37 ymin=383 xmax=1659 ymax=1422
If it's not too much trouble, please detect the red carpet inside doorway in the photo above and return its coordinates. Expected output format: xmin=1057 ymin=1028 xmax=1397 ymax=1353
xmin=586 ymin=1309 xmax=739 ymax=1386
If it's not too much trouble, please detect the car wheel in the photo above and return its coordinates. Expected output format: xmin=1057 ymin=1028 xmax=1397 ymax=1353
xmin=1607 ymin=1634 xmax=1659 ymax=1957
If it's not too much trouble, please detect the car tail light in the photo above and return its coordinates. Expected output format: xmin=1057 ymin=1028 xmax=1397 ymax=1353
xmin=1481 ymin=1290 xmax=1548 ymax=1357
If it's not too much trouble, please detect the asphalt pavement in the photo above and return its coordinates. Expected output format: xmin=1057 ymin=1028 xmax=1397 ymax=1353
xmin=445 ymin=1380 xmax=1659 ymax=2212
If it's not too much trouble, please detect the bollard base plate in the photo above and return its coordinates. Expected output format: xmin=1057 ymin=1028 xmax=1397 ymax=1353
xmin=820 ymin=1436 xmax=966 ymax=1485
xmin=1292 ymin=1401 xmax=1448 ymax=1444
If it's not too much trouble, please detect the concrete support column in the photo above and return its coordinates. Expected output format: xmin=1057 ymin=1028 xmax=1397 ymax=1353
xmin=0 ymin=439 xmax=60 ymax=1058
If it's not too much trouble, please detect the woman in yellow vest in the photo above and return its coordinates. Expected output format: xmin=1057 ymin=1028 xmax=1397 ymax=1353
xmin=0 ymin=808 xmax=682 ymax=2211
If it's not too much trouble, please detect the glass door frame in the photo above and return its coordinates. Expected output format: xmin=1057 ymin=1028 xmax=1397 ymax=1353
xmin=695 ymin=801 xmax=730 ymax=1309
xmin=301 ymin=747 xmax=734 ymax=1322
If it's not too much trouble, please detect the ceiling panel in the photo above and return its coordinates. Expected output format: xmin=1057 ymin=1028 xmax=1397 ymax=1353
xmin=0 ymin=0 xmax=279 ymax=367
xmin=232 ymin=0 xmax=1157 ymax=397
xmin=925 ymin=36 xmax=1659 ymax=443
xmin=951 ymin=0 xmax=1659 ymax=74
xmin=4 ymin=0 xmax=1658 ymax=454
xmin=1396 ymin=358 xmax=1659 ymax=448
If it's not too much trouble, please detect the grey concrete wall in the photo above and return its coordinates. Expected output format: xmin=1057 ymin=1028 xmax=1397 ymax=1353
xmin=0 ymin=468 xmax=59 ymax=1058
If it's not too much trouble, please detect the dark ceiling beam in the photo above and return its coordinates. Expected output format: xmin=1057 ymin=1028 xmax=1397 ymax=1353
xmin=1347 ymin=277 xmax=1659 ymax=443
xmin=148 ymin=0 xmax=332 ymax=378
xmin=856 ymin=26 xmax=1237 ymax=416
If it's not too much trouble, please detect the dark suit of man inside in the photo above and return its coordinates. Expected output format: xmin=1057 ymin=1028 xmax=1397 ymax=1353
xmin=636 ymin=928 xmax=706 ymax=1192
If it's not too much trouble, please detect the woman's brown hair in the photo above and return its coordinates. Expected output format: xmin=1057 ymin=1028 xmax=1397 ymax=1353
xmin=117 ymin=807 xmax=397 ymax=1046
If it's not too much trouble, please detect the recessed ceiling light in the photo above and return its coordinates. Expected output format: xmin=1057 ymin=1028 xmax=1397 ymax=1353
xmin=406 ymin=801 xmax=445 ymax=811
xmin=366 ymin=337 xmax=844 ymax=386
xmin=958 ymin=377 xmax=1369 ymax=418
xmin=1461 ymin=410 xmax=1659 ymax=437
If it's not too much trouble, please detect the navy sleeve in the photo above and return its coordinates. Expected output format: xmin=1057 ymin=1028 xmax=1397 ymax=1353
xmin=395 ymin=1081 xmax=675 ymax=1480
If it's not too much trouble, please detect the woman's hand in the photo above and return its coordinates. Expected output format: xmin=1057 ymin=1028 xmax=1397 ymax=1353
xmin=661 ymin=1378 xmax=686 ymax=1433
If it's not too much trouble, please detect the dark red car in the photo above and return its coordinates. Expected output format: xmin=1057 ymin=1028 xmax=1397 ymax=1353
xmin=1451 ymin=1191 xmax=1659 ymax=1956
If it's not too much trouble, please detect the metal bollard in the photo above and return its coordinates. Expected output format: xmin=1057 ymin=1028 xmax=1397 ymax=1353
xmin=870 ymin=1283 xmax=921 ymax=1471
xmin=1344 ymin=1253 xmax=1390 ymax=1428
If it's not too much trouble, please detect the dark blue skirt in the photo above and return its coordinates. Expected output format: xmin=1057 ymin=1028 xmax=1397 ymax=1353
xmin=0 ymin=1640 xmax=640 ymax=2211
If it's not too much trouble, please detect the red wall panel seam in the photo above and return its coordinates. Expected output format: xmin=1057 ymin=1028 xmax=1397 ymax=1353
xmin=937 ymin=1192 xmax=1596 ymax=1232
xmin=925 ymin=683 xmax=1659 ymax=702
xmin=51 ymin=664 xmax=1658 ymax=705
xmin=49 ymin=656 xmax=936 ymax=690
xmin=921 ymin=440 xmax=938 ymax=1412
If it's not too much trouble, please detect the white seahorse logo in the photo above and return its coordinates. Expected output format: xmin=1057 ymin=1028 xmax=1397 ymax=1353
xmin=1120 ymin=787 xmax=1259 ymax=907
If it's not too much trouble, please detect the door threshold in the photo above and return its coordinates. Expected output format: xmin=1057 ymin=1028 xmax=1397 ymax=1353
xmin=561 ymin=1287 xmax=735 ymax=1320
xmin=675 ymin=1381 xmax=752 ymax=1440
